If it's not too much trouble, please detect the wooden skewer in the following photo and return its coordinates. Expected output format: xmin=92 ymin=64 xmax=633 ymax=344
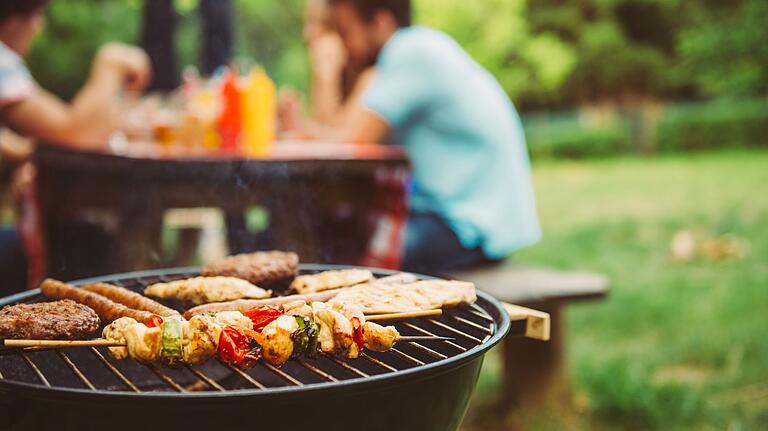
xmin=365 ymin=309 xmax=442 ymax=321
xmin=2 ymin=339 xmax=125 ymax=349
xmin=1 ymin=309 xmax=447 ymax=350
xmin=397 ymin=336 xmax=454 ymax=342
xmin=1 ymin=334 xmax=454 ymax=350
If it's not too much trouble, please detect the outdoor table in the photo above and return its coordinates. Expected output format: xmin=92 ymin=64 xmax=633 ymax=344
xmin=32 ymin=142 xmax=409 ymax=281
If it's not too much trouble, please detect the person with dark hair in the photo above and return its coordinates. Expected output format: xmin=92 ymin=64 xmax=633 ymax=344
xmin=279 ymin=0 xmax=376 ymax=136
xmin=298 ymin=0 xmax=541 ymax=275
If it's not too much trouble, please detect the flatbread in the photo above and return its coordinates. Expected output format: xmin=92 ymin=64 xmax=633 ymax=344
xmin=328 ymin=280 xmax=477 ymax=314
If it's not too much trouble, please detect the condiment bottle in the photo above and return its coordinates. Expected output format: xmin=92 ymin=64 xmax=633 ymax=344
xmin=241 ymin=67 xmax=276 ymax=158
xmin=217 ymin=68 xmax=242 ymax=154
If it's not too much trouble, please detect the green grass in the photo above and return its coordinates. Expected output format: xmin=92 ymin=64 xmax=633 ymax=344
xmin=463 ymin=149 xmax=768 ymax=430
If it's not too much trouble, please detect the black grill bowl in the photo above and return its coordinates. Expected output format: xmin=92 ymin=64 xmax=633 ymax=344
xmin=0 ymin=265 xmax=511 ymax=431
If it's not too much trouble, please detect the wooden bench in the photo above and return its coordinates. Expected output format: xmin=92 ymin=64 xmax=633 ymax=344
xmin=448 ymin=263 xmax=610 ymax=409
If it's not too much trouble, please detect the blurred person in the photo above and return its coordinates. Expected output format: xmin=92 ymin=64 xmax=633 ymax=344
xmin=279 ymin=0 xmax=375 ymax=136
xmin=0 ymin=1 xmax=151 ymax=148
xmin=0 ymin=0 xmax=151 ymax=294
xmin=294 ymin=0 xmax=541 ymax=275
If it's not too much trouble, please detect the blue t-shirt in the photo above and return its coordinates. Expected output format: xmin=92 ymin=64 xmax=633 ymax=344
xmin=363 ymin=26 xmax=541 ymax=258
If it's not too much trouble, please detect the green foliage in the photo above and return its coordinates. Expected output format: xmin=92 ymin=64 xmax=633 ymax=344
xmin=231 ymin=0 xmax=308 ymax=92
xmin=524 ymin=0 xmax=684 ymax=108
xmin=678 ymin=0 xmax=768 ymax=97
xmin=21 ymin=0 xmax=768 ymax=114
xmin=415 ymin=0 xmax=577 ymax=105
xmin=521 ymin=98 xmax=768 ymax=159
xmin=525 ymin=117 xmax=629 ymax=159
xmin=577 ymin=359 xmax=704 ymax=428
xmin=657 ymin=99 xmax=768 ymax=152
xmin=476 ymin=151 xmax=768 ymax=429
xmin=26 ymin=0 xmax=141 ymax=99
xmin=25 ymin=0 xmax=309 ymax=99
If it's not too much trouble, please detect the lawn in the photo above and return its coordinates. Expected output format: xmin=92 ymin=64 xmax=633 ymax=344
xmin=463 ymin=149 xmax=768 ymax=430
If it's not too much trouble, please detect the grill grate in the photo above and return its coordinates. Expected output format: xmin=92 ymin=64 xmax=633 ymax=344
xmin=0 ymin=267 xmax=502 ymax=396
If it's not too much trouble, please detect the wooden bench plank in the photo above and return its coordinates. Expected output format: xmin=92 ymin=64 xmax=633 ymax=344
xmin=502 ymin=303 xmax=551 ymax=341
xmin=450 ymin=264 xmax=610 ymax=304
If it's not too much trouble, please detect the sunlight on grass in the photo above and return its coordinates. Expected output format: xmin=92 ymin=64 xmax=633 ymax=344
xmin=465 ymin=149 xmax=768 ymax=430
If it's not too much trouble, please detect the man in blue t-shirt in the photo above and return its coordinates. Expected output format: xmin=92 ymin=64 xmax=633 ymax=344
xmin=326 ymin=0 xmax=541 ymax=275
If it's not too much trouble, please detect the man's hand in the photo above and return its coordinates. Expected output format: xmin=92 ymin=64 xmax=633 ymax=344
xmin=309 ymin=32 xmax=346 ymax=83
xmin=92 ymin=43 xmax=152 ymax=92
xmin=0 ymin=43 xmax=152 ymax=149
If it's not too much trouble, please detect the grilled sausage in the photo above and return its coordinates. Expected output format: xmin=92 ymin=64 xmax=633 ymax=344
xmin=182 ymin=272 xmax=417 ymax=318
xmin=81 ymin=283 xmax=179 ymax=317
xmin=183 ymin=290 xmax=342 ymax=319
xmin=40 ymin=279 xmax=155 ymax=324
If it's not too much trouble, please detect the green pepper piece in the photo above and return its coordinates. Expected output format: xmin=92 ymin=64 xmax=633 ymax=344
xmin=305 ymin=321 xmax=320 ymax=359
xmin=291 ymin=316 xmax=310 ymax=358
xmin=162 ymin=316 xmax=184 ymax=365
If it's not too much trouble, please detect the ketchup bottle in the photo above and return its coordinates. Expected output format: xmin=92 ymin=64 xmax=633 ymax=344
xmin=217 ymin=68 xmax=242 ymax=154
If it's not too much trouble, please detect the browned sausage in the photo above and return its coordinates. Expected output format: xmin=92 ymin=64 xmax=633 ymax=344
xmin=80 ymin=283 xmax=179 ymax=317
xmin=183 ymin=290 xmax=342 ymax=319
xmin=182 ymin=273 xmax=417 ymax=318
xmin=40 ymin=279 xmax=155 ymax=324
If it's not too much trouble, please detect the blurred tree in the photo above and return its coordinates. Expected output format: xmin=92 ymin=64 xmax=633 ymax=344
xmin=524 ymin=0 xmax=683 ymax=108
xmin=415 ymin=0 xmax=577 ymax=109
xmin=231 ymin=0 xmax=308 ymax=92
xmin=26 ymin=0 xmax=141 ymax=99
xmin=678 ymin=0 xmax=768 ymax=97
xmin=21 ymin=0 xmax=767 ymax=109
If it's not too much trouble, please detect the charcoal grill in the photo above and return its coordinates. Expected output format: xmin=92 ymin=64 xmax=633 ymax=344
xmin=0 ymin=265 xmax=525 ymax=431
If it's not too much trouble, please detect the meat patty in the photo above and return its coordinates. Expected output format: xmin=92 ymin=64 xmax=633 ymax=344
xmin=0 ymin=300 xmax=100 ymax=340
xmin=201 ymin=251 xmax=299 ymax=286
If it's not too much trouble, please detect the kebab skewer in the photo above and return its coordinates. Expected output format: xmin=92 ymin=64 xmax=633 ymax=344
xmin=31 ymin=276 xmax=458 ymax=368
xmin=15 ymin=302 xmax=420 ymax=369
xmin=98 ymin=302 xmax=440 ymax=368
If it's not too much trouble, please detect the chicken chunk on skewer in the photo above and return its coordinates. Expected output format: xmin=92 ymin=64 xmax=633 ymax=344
xmin=259 ymin=315 xmax=299 ymax=367
xmin=103 ymin=317 xmax=137 ymax=360
xmin=122 ymin=322 xmax=162 ymax=363
xmin=182 ymin=314 xmax=219 ymax=365
xmin=362 ymin=322 xmax=399 ymax=352
xmin=312 ymin=302 xmax=359 ymax=359
xmin=282 ymin=300 xmax=313 ymax=319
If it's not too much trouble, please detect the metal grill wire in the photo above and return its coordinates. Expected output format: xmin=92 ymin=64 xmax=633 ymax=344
xmin=0 ymin=271 xmax=497 ymax=394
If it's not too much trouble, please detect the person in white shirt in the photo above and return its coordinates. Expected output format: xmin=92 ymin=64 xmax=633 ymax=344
xmin=0 ymin=0 xmax=151 ymax=148
xmin=0 ymin=0 xmax=152 ymax=295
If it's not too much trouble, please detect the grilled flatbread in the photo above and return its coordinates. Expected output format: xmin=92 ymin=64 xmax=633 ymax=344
xmin=290 ymin=269 xmax=374 ymax=294
xmin=328 ymin=280 xmax=477 ymax=314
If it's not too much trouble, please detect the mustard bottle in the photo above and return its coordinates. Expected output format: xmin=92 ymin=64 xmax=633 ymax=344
xmin=241 ymin=67 xmax=276 ymax=158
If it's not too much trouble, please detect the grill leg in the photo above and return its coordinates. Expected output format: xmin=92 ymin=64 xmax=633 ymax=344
xmin=501 ymin=302 xmax=569 ymax=408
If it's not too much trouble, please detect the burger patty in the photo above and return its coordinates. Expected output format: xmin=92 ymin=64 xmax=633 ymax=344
xmin=0 ymin=300 xmax=100 ymax=340
xmin=202 ymin=251 xmax=299 ymax=286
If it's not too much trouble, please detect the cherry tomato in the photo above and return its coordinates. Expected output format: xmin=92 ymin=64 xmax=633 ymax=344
xmin=245 ymin=306 xmax=283 ymax=332
xmin=146 ymin=315 xmax=164 ymax=328
xmin=351 ymin=317 xmax=365 ymax=351
xmin=218 ymin=326 xmax=261 ymax=368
